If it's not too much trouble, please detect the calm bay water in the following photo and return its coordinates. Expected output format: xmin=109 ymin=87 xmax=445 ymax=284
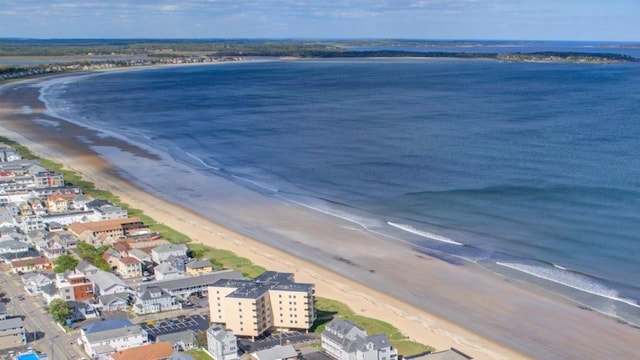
xmin=42 ymin=51 xmax=640 ymax=324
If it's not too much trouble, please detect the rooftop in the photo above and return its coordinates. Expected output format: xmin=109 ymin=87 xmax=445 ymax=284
xmin=68 ymin=216 xmax=143 ymax=233
xmin=213 ymin=271 xmax=313 ymax=299
xmin=141 ymin=269 xmax=243 ymax=292
xmin=110 ymin=341 xmax=173 ymax=360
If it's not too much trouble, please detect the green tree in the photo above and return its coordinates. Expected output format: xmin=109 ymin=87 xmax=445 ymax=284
xmin=48 ymin=299 xmax=72 ymax=324
xmin=53 ymin=254 xmax=79 ymax=273
xmin=195 ymin=330 xmax=208 ymax=349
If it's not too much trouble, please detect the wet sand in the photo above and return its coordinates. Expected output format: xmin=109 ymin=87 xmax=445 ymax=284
xmin=1 ymin=74 xmax=638 ymax=360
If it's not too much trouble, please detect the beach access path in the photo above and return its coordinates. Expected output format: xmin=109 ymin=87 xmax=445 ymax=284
xmin=1 ymin=72 xmax=638 ymax=360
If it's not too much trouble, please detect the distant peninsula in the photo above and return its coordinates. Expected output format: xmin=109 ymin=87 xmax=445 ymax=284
xmin=1 ymin=39 xmax=638 ymax=82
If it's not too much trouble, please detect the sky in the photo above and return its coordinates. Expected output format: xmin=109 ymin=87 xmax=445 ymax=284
xmin=0 ymin=0 xmax=638 ymax=42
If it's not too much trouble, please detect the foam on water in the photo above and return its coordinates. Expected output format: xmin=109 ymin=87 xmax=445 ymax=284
xmin=277 ymin=193 xmax=383 ymax=230
xmin=387 ymin=222 xmax=464 ymax=245
xmin=185 ymin=151 xmax=220 ymax=171
xmin=496 ymin=262 xmax=640 ymax=308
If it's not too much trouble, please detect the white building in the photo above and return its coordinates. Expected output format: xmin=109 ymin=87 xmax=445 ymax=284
xmin=207 ymin=324 xmax=239 ymax=360
xmin=87 ymin=270 xmax=131 ymax=296
xmin=80 ymin=319 xmax=148 ymax=358
xmin=151 ymin=243 xmax=188 ymax=264
xmin=133 ymin=286 xmax=181 ymax=315
xmin=322 ymin=318 xmax=398 ymax=360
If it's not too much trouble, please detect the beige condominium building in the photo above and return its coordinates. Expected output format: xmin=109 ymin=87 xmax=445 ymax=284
xmin=208 ymin=271 xmax=316 ymax=338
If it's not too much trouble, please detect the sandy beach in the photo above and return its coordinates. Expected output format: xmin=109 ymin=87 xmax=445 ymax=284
xmin=1 ymin=72 xmax=638 ymax=360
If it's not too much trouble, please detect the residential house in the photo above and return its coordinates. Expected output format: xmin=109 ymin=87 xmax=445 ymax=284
xmin=208 ymin=271 xmax=316 ymax=338
xmin=31 ymin=185 xmax=82 ymax=198
xmin=186 ymin=259 xmax=214 ymax=276
xmin=28 ymin=198 xmax=47 ymax=215
xmin=67 ymin=300 xmax=98 ymax=322
xmin=168 ymin=353 xmax=196 ymax=360
xmin=0 ymin=144 xmax=21 ymax=162
xmin=10 ymin=256 xmax=51 ymax=273
xmin=56 ymin=272 xmax=95 ymax=302
xmin=251 ymin=345 xmax=298 ymax=360
xmin=46 ymin=221 xmax=64 ymax=232
xmin=22 ymin=272 xmax=54 ymax=296
xmin=1 ymin=249 xmax=42 ymax=265
xmin=156 ymin=330 xmax=197 ymax=351
xmin=90 ymin=204 xmax=128 ymax=222
xmin=166 ymin=255 xmax=189 ymax=272
xmin=0 ymin=317 xmax=27 ymax=350
xmin=80 ymin=319 xmax=148 ymax=358
xmin=128 ymin=248 xmax=152 ymax=264
xmin=41 ymin=210 xmax=94 ymax=227
xmin=40 ymin=283 xmax=60 ymax=304
xmin=207 ymin=324 xmax=239 ymax=360
xmin=321 ymin=318 xmax=398 ymax=360
xmin=46 ymin=193 xmax=77 ymax=213
xmin=76 ymin=259 xmax=100 ymax=276
xmin=18 ymin=214 xmax=44 ymax=233
xmin=153 ymin=262 xmax=184 ymax=281
xmin=99 ymin=292 xmax=130 ymax=312
xmin=103 ymin=247 xmax=123 ymax=271
xmin=87 ymin=270 xmax=131 ymax=296
xmin=133 ymin=286 xmax=181 ymax=315
xmin=68 ymin=217 xmax=145 ymax=244
xmin=48 ymin=230 xmax=80 ymax=249
xmin=109 ymin=341 xmax=174 ymax=360
xmin=151 ymin=243 xmax=188 ymax=264
xmin=0 ymin=160 xmax=46 ymax=176
xmin=71 ymin=194 xmax=90 ymax=211
xmin=35 ymin=238 xmax=65 ymax=259
xmin=113 ymin=241 xmax=131 ymax=255
xmin=115 ymin=256 xmax=143 ymax=279
xmin=33 ymin=171 xmax=64 ymax=188
xmin=0 ymin=206 xmax=18 ymax=225
xmin=0 ymin=238 xmax=29 ymax=256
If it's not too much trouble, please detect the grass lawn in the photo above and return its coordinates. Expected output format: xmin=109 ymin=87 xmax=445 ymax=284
xmin=313 ymin=297 xmax=434 ymax=356
xmin=188 ymin=243 xmax=266 ymax=279
xmin=185 ymin=349 xmax=213 ymax=360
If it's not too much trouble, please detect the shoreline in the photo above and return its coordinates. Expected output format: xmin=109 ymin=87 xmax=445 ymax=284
xmin=1 ymin=69 xmax=638 ymax=359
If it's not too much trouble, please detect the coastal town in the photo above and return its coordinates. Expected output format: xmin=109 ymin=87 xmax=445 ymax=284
xmin=0 ymin=142 xmax=470 ymax=360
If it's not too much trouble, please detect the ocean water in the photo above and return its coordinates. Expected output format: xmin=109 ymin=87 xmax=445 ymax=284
xmin=40 ymin=51 xmax=640 ymax=325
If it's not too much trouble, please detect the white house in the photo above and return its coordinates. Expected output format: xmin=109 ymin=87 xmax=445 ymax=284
xmin=153 ymin=262 xmax=184 ymax=281
xmin=22 ymin=272 xmax=54 ymax=296
xmin=207 ymin=324 xmax=239 ymax=360
xmin=251 ymin=345 xmax=298 ymax=360
xmin=80 ymin=319 xmax=148 ymax=358
xmin=322 ymin=318 xmax=398 ymax=360
xmin=133 ymin=286 xmax=181 ymax=315
xmin=151 ymin=243 xmax=188 ymax=264
xmin=87 ymin=270 xmax=131 ymax=296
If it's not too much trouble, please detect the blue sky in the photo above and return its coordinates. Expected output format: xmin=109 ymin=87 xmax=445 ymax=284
xmin=1 ymin=0 xmax=638 ymax=41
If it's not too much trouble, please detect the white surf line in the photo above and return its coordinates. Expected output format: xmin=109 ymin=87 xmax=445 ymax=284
xmin=496 ymin=262 xmax=640 ymax=309
xmin=387 ymin=221 xmax=464 ymax=245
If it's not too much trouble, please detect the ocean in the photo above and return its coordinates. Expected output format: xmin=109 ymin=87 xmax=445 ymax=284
xmin=39 ymin=43 xmax=640 ymax=326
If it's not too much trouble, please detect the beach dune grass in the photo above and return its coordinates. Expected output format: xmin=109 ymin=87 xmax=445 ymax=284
xmin=314 ymin=298 xmax=434 ymax=355
xmin=2 ymin=135 xmax=433 ymax=356
xmin=188 ymin=243 xmax=266 ymax=279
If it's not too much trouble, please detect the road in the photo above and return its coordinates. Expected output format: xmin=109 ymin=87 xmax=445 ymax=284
xmin=0 ymin=271 xmax=87 ymax=359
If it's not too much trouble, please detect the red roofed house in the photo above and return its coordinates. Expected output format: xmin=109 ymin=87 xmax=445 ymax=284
xmin=10 ymin=256 xmax=51 ymax=274
xmin=109 ymin=341 xmax=174 ymax=360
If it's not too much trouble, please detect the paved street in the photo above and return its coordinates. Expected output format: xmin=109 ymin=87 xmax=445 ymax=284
xmin=0 ymin=272 xmax=87 ymax=359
